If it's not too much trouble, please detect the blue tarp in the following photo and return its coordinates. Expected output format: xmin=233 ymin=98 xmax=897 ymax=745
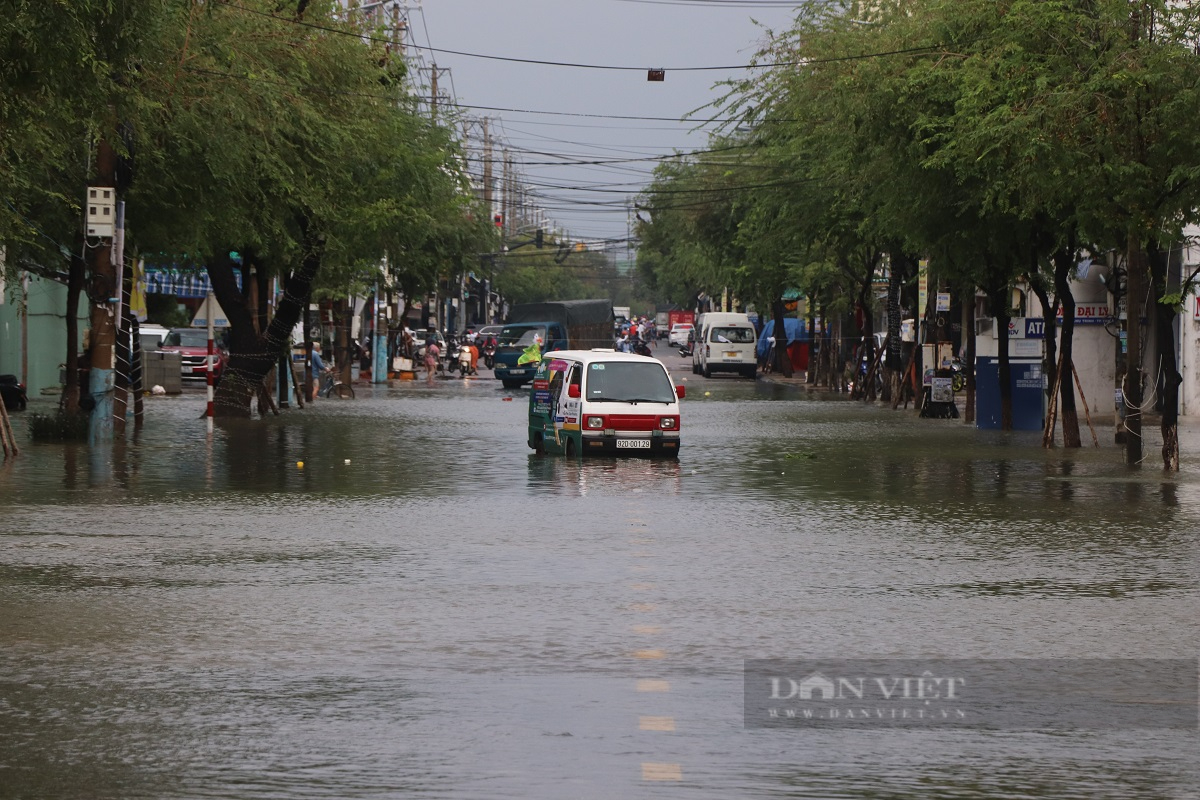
xmin=756 ymin=318 xmax=808 ymax=358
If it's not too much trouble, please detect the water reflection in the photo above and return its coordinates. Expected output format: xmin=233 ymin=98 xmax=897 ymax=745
xmin=527 ymin=454 xmax=682 ymax=496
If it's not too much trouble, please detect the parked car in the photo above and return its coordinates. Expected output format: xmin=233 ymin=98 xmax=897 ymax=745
xmin=138 ymin=324 xmax=171 ymax=352
xmin=0 ymin=374 xmax=28 ymax=411
xmin=668 ymin=323 xmax=694 ymax=348
xmin=159 ymin=328 xmax=227 ymax=379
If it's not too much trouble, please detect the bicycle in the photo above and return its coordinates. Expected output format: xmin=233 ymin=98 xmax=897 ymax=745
xmin=319 ymin=369 xmax=355 ymax=399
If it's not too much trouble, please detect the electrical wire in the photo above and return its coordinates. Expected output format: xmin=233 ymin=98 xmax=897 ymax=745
xmin=218 ymin=3 xmax=937 ymax=72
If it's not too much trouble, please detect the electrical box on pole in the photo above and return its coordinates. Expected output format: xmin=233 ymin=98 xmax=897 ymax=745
xmin=85 ymin=187 xmax=115 ymax=238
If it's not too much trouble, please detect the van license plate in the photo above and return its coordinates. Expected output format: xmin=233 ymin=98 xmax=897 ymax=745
xmin=616 ymin=439 xmax=650 ymax=449
xmin=724 ymin=351 xmax=738 ymax=357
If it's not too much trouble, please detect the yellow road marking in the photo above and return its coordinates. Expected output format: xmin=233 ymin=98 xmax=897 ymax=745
xmin=642 ymin=763 xmax=683 ymax=781
xmin=630 ymin=582 xmax=655 ymax=590
xmin=632 ymin=624 xmax=662 ymax=634
xmin=639 ymin=716 xmax=676 ymax=731
xmin=628 ymin=564 xmax=650 ymax=572
xmin=633 ymin=649 xmax=666 ymax=660
xmin=628 ymin=603 xmax=657 ymax=612
xmin=631 ymin=551 xmax=654 ymax=558
xmin=636 ymin=679 xmax=671 ymax=692
xmin=630 ymin=538 xmax=654 ymax=544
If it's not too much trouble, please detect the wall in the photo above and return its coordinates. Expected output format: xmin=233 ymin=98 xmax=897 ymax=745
xmin=0 ymin=273 xmax=88 ymax=396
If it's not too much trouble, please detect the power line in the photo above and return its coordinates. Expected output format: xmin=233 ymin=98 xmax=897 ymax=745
xmin=219 ymin=3 xmax=937 ymax=72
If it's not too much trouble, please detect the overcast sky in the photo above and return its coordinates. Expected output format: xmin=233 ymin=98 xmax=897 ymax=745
xmin=407 ymin=0 xmax=801 ymax=249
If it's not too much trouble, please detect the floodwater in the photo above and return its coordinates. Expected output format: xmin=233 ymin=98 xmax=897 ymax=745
xmin=1 ymin=364 xmax=1197 ymax=799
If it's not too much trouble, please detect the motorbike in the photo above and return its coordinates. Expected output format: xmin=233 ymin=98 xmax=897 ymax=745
xmin=950 ymin=358 xmax=967 ymax=392
xmin=482 ymin=340 xmax=496 ymax=369
xmin=458 ymin=341 xmax=476 ymax=376
xmin=631 ymin=337 xmax=653 ymax=357
xmin=677 ymin=343 xmax=692 ymax=358
xmin=440 ymin=335 xmax=458 ymax=375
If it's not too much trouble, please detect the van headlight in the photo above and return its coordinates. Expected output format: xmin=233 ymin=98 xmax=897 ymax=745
xmin=586 ymin=416 xmax=605 ymax=429
xmin=659 ymin=416 xmax=678 ymax=429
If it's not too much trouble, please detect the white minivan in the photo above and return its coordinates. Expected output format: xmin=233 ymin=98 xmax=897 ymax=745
xmin=692 ymin=312 xmax=757 ymax=379
xmin=527 ymin=349 xmax=684 ymax=458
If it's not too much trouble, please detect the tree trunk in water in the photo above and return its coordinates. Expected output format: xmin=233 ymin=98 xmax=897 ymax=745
xmin=1052 ymin=248 xmax=1081 ymax=447
xmin=1125 ymin=236 xmax=1147 ymax=466
xmin=1149 ymin=245 xmax=1181 ymax=471
xmin=212 ymin=229 xmax=325 ymax=418
xmin=964 ymin=286 xmax=976 ymax=424
xmin=806 ymin=304 xmax=817 ymax=384
xmin=771 ymin=297 xmax=793 ymax=377
xmin=1030 ymin=281 xmax=1059 ymax=442
xmin=336 ymin=298 xmax=352 ymax=386
xmin=989 ymin=285 xmax=1013 ymax=431
xmin=207 ymin=251 xmax=261 ymax=419
xmin=62 ymin=253 xmax=85 ymax=414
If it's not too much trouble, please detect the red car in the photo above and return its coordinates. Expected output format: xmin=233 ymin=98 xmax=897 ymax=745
xmin=160 ymin=328 xmax=227 ymax=379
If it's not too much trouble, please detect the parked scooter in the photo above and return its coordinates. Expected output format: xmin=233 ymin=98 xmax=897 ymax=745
xmin=677 ymin=343 xmax=692 ymax=358
xmin=631 ymin=337 xmax=653 ymax=357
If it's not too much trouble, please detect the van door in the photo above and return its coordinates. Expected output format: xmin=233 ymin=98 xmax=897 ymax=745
xmin=551 ymin=359 xmax=582 ymax=453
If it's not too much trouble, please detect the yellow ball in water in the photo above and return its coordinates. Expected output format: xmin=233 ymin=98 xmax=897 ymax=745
xmin=296 ymin=461 xmax=304 ymax=468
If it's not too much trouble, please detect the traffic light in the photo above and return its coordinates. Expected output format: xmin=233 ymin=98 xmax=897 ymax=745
xmin=535 ymin=229 xmax=544 ymax=248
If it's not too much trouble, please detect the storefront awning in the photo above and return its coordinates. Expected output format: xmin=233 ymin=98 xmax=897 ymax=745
xmin=143 ymin=266 xmax=241 ymax=298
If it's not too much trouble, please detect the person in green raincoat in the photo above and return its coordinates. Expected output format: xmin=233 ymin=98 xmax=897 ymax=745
xmin=517 ymin=334 xmax=543 ymax=366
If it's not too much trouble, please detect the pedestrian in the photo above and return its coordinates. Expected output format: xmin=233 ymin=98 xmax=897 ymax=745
xmin=310 ymin=342 xmax=326 ymax=400
xmin=425 ymin=339 xmax=440 ymax=383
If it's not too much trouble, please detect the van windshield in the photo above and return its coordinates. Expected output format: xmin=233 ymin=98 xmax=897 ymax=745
xmin=710 ymin=326 xmax=755 ymax=343
xmin=585 ymin=361 xmax=676 ymax=404
xmin=499 ymin=325 xmax=546 ymax=347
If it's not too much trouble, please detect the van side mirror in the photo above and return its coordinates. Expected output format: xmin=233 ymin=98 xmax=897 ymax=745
xmin=675 ymin=385 xmax=685 ymax=399
xmin=568 ymin=384 xmax=581 ymax=398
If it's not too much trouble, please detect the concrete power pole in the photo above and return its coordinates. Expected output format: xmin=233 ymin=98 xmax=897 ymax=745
xmin=86 ymin=138 xmax=119 ymax=445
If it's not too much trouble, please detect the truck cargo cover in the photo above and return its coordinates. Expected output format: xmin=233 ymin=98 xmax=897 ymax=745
xmin=508 ymin=299 xmax=613 ymax=327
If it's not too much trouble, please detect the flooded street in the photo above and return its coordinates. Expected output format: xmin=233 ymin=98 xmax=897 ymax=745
xmin=1 ymin=364 xmax=1197 ymax=799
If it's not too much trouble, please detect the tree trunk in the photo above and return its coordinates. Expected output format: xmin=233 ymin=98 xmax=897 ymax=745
xmin=806 ymin=302 xmax=817 ymax=384
xmin=1125 ymin=235 xmax=1147 ymax=466
xmin=771 ymin=297 xmax=793 ymax=377
xmin=1052 ymin=248 xmax=1081 ymax=447
xmin=989 ymin=284 xmax=1013 ymax=431
xmin=207 ymin=250 xmax=260 ymax=419
xmin=964 ymin=288 xmax=976 ymax=424
xmin=1030 ymin=280 xmax=1059 ymax=440
xmin=336 ymin=297 xmax=352 ymax=386
xmin=1149 ymin=244 xmax=1181 ymax=471
xmin=211 ymin=227 xmax=325 ymax=417
xmin=62 ymin=253 xmax=85 ymax=414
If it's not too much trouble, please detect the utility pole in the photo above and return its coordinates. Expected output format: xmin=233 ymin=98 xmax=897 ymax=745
xmin=86 ymin=138 xmax=119 ymax=445
xmin=482 ymin=118 xmax=493 ymax=219
xmin=503 ymin=150 xmax=513 ymax=239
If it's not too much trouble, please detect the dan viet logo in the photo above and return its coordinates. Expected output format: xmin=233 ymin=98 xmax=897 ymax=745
xmin=771 ymin=671 xmax=965 ymax=701
xmin=744 ymin=658 xmax=1199 ymax=730
xmin=763 ymin=670 xmax=968 ymax=723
